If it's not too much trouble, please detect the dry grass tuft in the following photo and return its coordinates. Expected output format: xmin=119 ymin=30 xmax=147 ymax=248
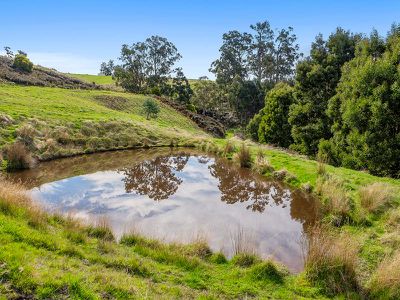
xmin=304 ymin=225 xmax=359 ymax=295
xmin=369 ymin=251 xmax=400 ymax=299
xmin=223 ymin=140 xmax=235 ymax=157
xmin=3 ymin=142 xmax=33 ymax=171
xmin=252 ymin=149 xmax=274 ymax=175
xmin=233 ymin=143 xmax=252 ymax=168
xmin=0 ymin=177 xmax=46 ymax=228
xmin=315 ymin=176 xmax=351 ymax=225
xmin=87 ymin=215 xmax=115 ymax=241
xmin=359 ymin=183 xmax=394 ymax=213
xmin=230 ymin=226 xmax=257 ymax=256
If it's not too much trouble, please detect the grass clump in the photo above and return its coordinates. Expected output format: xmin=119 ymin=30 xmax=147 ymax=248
xmin=209 ymin=252 xmax=227 ymax=264
xmin=252 ymin=149 xmax=274 ymax=175
xmin=233 ymin=143 xmax=252 ymax=168
xmin=316 ymin=176 xmax=352 ymax=225
xmin=250 ymin=260 xmax=285 ymax=283
xmin=3 ymin=142 xmax=33 ymax=171
xmin=359 ymin=182 xmax=394 ymax=214
xmin=369 ymin=251 xmax=400 ymax=299
xmin=86 ymin=216 xmax=114 ymax=241
xmin=304 ymin=226 xmax=359 ymax=296
xmin=232 ymin=253 xmax=260 ymax=267
xmin=0 ymin=177 xmax=46 ymax=228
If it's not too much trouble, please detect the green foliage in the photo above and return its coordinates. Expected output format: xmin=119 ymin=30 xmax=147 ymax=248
xmin=172 ymin=68 xmax=193 ymax=103
xmin=142 ymin=98 xmax=160 ymax=120
xmin=289 ymin=28 xmax=361 ymax=156
xmin=250 ymin=261 xmax=284 ymax=283
xmin=246 ymin=110 xmax=263 ymax=141
xmin=13 ymin=53 xmax=33 ymax=73
xmin=210 ymin=20 xmax=300 ymax=85
xmin=321 ymin=32 xmax=400 ymax=177
xmin=231 ymin=253 xmax=260 ymax=267
xmin=258 ymin=83 xmax=294 ymax=147
xmin=114 ymin=35 xmax=181 ymax=93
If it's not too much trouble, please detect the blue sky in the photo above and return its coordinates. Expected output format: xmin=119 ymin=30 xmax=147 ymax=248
xmin=1 ymin=0 xmax=399 ymax=78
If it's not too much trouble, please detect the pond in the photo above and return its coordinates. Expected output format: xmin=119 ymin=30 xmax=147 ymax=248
xmin=9 ymin=148 xmax=317 ymax=272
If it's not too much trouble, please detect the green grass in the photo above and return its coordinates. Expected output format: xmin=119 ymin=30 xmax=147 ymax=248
xmin=0 ymin=84 xmax=208 ymax=162
xmin=66 ymin=73 xmax=115 ymax=85
xmin=0 ymin=196 xmax=325 ymax=299
xmin=1 ymin=83 xmax=400 ymax=298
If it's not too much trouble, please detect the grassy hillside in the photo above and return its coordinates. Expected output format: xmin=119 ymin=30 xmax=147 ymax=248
xmin=0 ymin=84 xmax=207 ymax=162
xmin=0 ymin=82 xmax=399 ymax=299
xmin=67 ymin=73 xmax=115 ymax=86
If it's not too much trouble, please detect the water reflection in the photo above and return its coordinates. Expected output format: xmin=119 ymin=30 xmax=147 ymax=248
xmin=8 ymin=149 xmax=317 ymax=272
xmin=120 ymin=155 xmax=189 ymax=201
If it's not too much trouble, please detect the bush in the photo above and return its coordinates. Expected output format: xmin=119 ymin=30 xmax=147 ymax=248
xmin=4 ymin=142 xmax=33 ymax=171
xmin=13 ymin=53 xmax=33 ymax=73
xmin=142 ymin=99 xmax=160 ymax=120
xmin=258 ymin=83 xmax=294 ymax=147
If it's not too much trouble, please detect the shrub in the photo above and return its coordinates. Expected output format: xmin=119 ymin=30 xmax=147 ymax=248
xmin=4 ymin=142 xmax=33 ymax=171
xmin=369 ymin=251 xmax=400 ymax=299
xmin=359 ymin=183 xmax=394 ymax=214
xmin=304 ymin=226 xmax=359 ymax=296
xmin=258 ymin=83 xmax=294 ymax=148
xmin=143 ymin=99 xmax=160 ymax=120
xmin=13 ymin=53 xmax=34 ymax=72
xmin=234 ymin=143 xmax=252 ymax=168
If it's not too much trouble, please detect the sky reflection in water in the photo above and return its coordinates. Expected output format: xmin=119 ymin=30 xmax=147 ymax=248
xmin=16 ymin=150 xmax=316 ymax=272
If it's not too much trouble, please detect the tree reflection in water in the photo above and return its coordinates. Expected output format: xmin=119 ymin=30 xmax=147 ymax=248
xmin=118 ymin=153 xmax=316 ymax=226
xmin=209 ymin=158 xmax=291 ymax=213
xmin=120 ymin=154 xmax=189 ymax=201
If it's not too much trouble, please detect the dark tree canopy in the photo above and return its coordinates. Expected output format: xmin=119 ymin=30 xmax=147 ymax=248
xmin=288 ymin=28 xmax=361 ymax=156
xmin=257 ymin=83 xmax=295 ymax=147
xmin=320 ymin=29 xmax=400 ymax=177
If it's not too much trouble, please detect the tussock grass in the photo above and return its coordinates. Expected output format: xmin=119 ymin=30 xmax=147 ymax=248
xmin=222 ymin=139 xmax=235 ymax=157
xmin=0 ymin=177 xmax=46 ymax=228
xmin=315 ymin=176 xmax=352 ymax=225
xmin=3 ymin=142 xmax=33 ymax=171
xmin=86 ymin=215 xmax=114 ymax=241
xmin=359 ymin=182 xmax=394 ymax=213
xmin=304 ymin=225 xmax=359 ymax=296
xmin=232 ymin=253 xmax=260 ymax=267
xmin=233 ymin=143 xmax=252 ymax=168
xmin=252 ymin=149 xmax=274 ymax=175
xmin=250 ymin=260 xmax=285 ymax=283
xmin=369 ymin=251 xmax=400 ymax=299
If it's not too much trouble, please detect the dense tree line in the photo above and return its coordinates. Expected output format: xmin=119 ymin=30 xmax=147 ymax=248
xmin=250 ymin=25 xmax=400 ymax=177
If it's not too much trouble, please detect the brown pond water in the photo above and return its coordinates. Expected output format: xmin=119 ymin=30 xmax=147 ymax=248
xmin=8 ymin=148 xmax=317 ymax=272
